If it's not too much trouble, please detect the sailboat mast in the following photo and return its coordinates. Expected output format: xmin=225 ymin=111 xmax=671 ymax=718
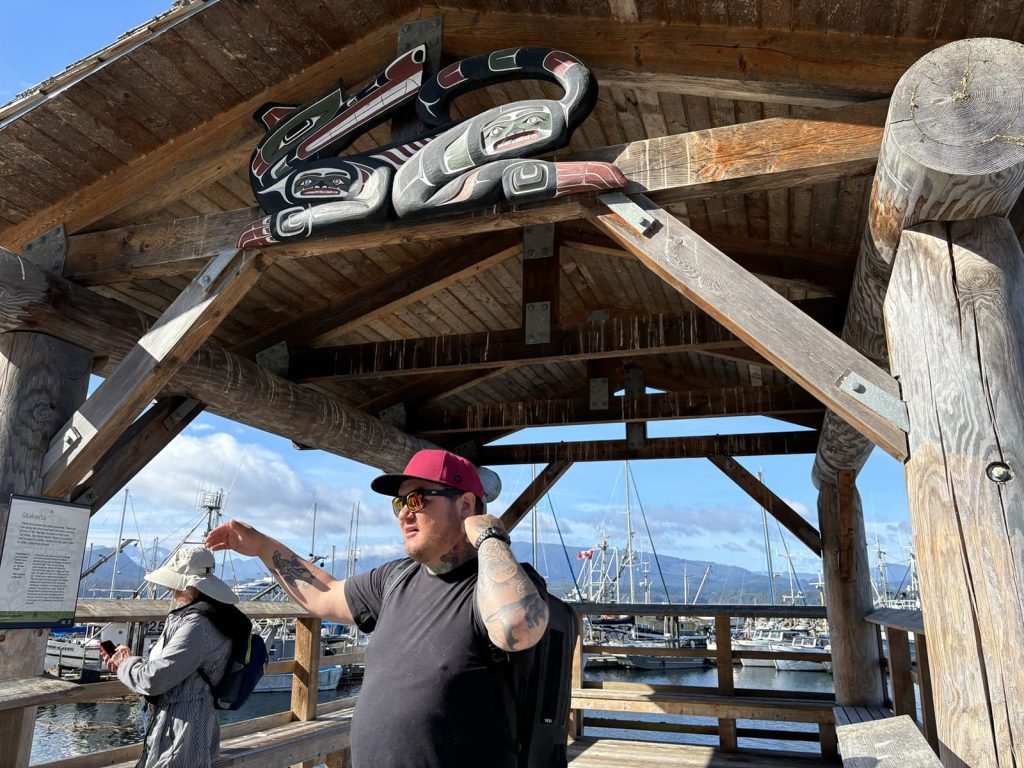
xmin=758 ymin=470 xmax=777 ymax=605
xmin=109 ymin=489 xmax=129 ymax=599
xmin=310 ymin=501 xmax=317 ymax=559
xmin=624 ymin=461 xmax=635 ymax=603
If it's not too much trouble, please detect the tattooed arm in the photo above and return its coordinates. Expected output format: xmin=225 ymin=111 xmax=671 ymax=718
xmin=465 ymin=514 xmax=549 ymax=652
xmin=206 ymin=519 xmax=355 ymax=623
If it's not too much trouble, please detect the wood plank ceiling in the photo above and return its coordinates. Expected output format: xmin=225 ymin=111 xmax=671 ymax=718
xmin=3 ymin=0 xmax=1022 ymax=448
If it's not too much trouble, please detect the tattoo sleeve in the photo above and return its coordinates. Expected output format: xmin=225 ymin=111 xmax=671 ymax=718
xmin=476 ymin=538 xmax=549 ymax=651
xmin=272 ymin=550 xmax=317 ymax=590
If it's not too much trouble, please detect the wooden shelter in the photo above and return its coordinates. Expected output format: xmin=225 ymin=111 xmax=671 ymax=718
xmin=1 ymin=1 xmax=1023 ymax=766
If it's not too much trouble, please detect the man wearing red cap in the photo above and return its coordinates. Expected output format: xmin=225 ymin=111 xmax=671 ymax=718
xmin=206 ymin=449 xmax=549 ymax=768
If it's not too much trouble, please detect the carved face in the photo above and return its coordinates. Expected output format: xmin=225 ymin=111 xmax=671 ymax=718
xmin=290 ymin=167 xmax=362 ymax=200
xmin=480 ymin=104 xmax=553 ymax=156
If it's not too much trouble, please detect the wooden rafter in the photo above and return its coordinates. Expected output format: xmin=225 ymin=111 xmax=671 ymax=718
xmin=708 ymin=455 xmax=822 ymax=556
xmin=290 ymin=311 xmax=738 ymax=382
xmin=585 ymin=196 xmax=908 ymax=462
xmin=410 ymin=384 xmax=823 ymax=435
xmin=234 ymin=232 xmax=522 ymax=355
xmin=70 ymin=396 xmax=204 ymax=511
xmin=0 ymin=246 xmax=436 ymax=472
xmin=477 ymin=431 xmax=818 ymax=464
xmin=500 ymin=461 xmax=572 ymax=531
xmin=439 ymin=9 xmax=936 ymax=106
xmin=59 ymin=100 xmax=886 ymax=285
xmin=41 ymin=249 xmax=263 ymax=498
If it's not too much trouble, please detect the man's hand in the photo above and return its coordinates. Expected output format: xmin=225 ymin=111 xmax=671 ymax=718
xmin=206 ymin=519 xmax=270 ymax=557
xmin=106 ymin=645 xmax=131 ymax=673
xmin=464 ymin=514 xmax=506 ymax=548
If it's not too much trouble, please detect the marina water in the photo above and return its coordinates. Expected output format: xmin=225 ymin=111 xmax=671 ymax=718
xmin=31 ymin=666 xmax=833 ymax=763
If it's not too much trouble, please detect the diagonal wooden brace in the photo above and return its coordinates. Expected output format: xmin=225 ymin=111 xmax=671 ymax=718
xmin=40 ymin=249 xmax=264 ymax=498
xmin=586 ymin=194 xmax=908 ymax=461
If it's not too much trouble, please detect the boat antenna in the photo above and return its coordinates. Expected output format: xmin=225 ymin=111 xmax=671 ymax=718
xmin=626 ymin=461 xmax=672 ymax=603
xmin=758 ymin=469 xmax=777 ymax=605
xmin=109 ymin=489 xmax=129 ymax=599
xmin=774 ymin=517 xmax=807 ymax=605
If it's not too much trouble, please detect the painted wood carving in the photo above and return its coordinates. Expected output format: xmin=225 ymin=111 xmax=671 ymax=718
xmin=240 ymin=46 xmax=625 ymax=247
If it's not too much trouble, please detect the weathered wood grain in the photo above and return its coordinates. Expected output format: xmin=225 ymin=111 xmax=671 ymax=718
xmin=884 ymin=217 xmax=1024 ymax=767
xmin=817 ymin=475 xmax=883 ymax=707
xmin=0 ymin=329 xmax=89 ymax=768
xmin=40 ymin=249 xmax=263 ymax=498
xmin=835 ymin=715 xmax=941 ymax=767
xmin=61 ymin=101 xmax=886 ymax=285
xmin=815 ymin=37 xmax=1024 ymax=487
xmin=585 ymin=197 xmax=906 ymax=461
xmin=0 ymin=247 xmax=436 ymax=473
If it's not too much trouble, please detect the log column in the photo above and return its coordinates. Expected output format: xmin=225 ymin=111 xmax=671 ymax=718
xmin=0 ymin=332 xmax=90 ymax=768
xmin=812 ymin=37 xmax=1024 ymax=708
xmin=885 ymin=217 xmax=1024 ymax=767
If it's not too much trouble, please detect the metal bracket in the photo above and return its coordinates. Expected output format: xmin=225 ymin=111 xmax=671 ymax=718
xmin=837 ymin=371 xmax=910 ymax=433
xmin=255 ymin=342 xmax=289 ymax=376
xmin=524 ymin=301 xmax=551 ymax=344
xmin=589 ymin=377 xmax=609 ymax=411
xmin=397 ymin=15 xmax=442 ymax=60
xmin=22 ymin=224 xmax=67 ymax=275
xmin=523 ymin=224 xmax=555 ymax=260
xmin=378 ymin=402 xmax=407 ymax=429
xmin=42 ymin=425 xmax=81 ymax=470
xmin=163 ymin=397 xmax=202 ymax=429
xmin=586 ymin=309 xmax=610 ymax=323
xmin=598 ymin=192 xmax=657 ymax=237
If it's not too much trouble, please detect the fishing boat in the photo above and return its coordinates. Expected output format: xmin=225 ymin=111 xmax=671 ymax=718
xmin=773 ymin=634 xmax=831 ymax=672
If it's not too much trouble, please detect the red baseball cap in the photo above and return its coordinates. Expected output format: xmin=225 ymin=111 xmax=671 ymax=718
xmin=371 ymin=450 xmax=484 ymax=498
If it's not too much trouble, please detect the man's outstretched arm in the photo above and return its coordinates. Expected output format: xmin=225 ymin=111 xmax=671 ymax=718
xmin=207 ymin=519 xmax=355 ymax=624
xmin=467 ymin=515 xmax=549 ymax=652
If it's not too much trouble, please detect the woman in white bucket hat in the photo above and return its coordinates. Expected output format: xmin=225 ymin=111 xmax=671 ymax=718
xmin=105 ymin=546 xmax=251 ymax=768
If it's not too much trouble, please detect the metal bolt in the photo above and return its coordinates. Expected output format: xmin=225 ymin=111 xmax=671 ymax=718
xmin=541 ymin=247 xmax=549 ymax=255
xmin=65 ymin=434 xmax=75 ymax=445
xmin=527 ymin=249 xmax=535 ymax=257
xmin=987 ymin=462 xmax=1013 ymax=483
xmin=852 ymin=383 xmax=867 ymax=394
xmin=200 ymin=274 xmax=212 ymax=286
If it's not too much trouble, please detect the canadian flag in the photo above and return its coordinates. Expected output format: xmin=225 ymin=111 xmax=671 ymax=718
xmin=577 ymin=549 xmax=594 ymax=560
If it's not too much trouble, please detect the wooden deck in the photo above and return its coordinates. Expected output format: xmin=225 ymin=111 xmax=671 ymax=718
xmin=568 ymin=737 xmax=836 ymax=766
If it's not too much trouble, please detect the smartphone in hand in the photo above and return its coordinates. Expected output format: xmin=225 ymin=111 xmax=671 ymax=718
xmin=99 ymin=640 xmax=117 ymax=659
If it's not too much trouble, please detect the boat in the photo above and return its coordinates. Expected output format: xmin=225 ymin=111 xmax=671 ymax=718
xmin=733 ymin=627 xmax=807 ymax=667
xmin=773 ymin=634 xmax=831 ymax=672
xmin=254 ymin=663 xmax=343 ymax=692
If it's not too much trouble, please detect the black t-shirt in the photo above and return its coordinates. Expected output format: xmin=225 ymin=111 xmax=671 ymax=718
xmin=344 ymin=557 xmax=545 ymax=768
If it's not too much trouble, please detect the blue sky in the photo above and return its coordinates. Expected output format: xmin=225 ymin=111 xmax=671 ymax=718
xmin=6 ymin=2 xmax=913 ymax=578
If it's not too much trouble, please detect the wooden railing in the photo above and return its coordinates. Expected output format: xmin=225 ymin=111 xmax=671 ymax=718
xmin=1 ymin=600 xmax=360 ymax=768
xmin=569 ymin=603 xmax=838 ymax=757
xmin=864 ymin=607 xmax=938 ymax=752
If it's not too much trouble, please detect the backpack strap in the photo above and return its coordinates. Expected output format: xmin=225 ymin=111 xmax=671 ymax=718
xmin=380 ymin=557 xmax=418 ymax=613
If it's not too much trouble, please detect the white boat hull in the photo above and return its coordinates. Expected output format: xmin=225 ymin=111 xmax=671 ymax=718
xmin=254 ymin=664 xmax=343 ymax=693
xmin=619 ymin=655 xmax=706 ymax=670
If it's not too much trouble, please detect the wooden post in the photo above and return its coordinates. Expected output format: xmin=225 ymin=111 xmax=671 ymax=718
xmin=915 ymin=633 xmax=939 ymax=754
xmin=885 ymin=217 xmax=1024 ymax=766
xmin=569 ymin=612 xmax=584 ymax=741
xmin=0 ymin=332 xmax=90 ymax=768
xmin=713 ymin=615 xmax=736 ymax=751
xmin=887 ymin=629 xmax=916 ymax=720
xmin=291 ymin=617 xmax=321 ymax=768
xmin=817 ymin=475 xmax=883 ymax=706
xmin=815 ymin=37 xmax=1024 ymax=487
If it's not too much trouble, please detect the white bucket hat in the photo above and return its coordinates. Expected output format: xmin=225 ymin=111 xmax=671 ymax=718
xmin=146 ymin=546 xmax=239 ymax=604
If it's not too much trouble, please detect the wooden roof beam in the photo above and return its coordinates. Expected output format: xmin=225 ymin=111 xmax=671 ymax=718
xmin=585 ymin=195 xmax=907 ymax=462
xmin=708 ymin=455 xmax=822 ymax=556
xmin=0 ymin=246 xmax=437 ymax=473
xmin=409 ymin=384 xmax=824 ymax=435
xmin=559 ymin=227 xmax=855 ymax=293
xmin=0 ymin=19 xmax=418 ymax=250
xmin=61 ymin=99 xmax=887 ymax=285
xmin=290 ymin=311 xmax=739 ymax=382
xmin=438 ymin=8 xmax=938 ymax=107
xmin=499 ymin=461 xmax=572 ymax=531
xmin=476 ymin=431 xmax=819 ymax=464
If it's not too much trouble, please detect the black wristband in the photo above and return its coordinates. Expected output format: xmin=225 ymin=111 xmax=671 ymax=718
xmin=474 ymin=526 xmax=511 ymax=549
